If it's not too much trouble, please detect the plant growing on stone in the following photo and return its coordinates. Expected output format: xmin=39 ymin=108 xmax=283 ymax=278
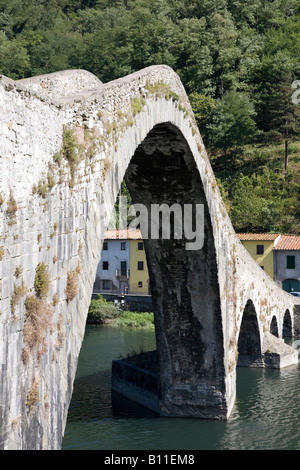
xmin=23 ymin=294 xmax=52 ymax=361
xmin=131 ymin=97 xmax=145 ymax=116
xmin=7 ymin=190 xmax=17 ymax=224
xmin=34 ymin=262 xmax=50 ymax=298
xmin=11 ymin=281 xmax=27 ymax=314
xmin=65 ymin=269 xmax=79 ymax=303
xmin=145 ymin=80 xmax=179 ymax=102
xmin=15 ymin=265 xmax=23 ymax=278
xmin=37 ymin=179 xmax=48 ymax=199
xmin=26 ymin=378 xmax=39 ymax=411
xmin=61 ymin=126 xmax=82 ymax=187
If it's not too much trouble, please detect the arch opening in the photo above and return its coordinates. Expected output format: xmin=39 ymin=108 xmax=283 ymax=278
xmin=270 ymin=316 xmax=279 ymax=337
xmin=237 ymin=300 xmax=262 ymax=367
xmin=121 ymin=122 xmax=227 ymax=417
xmin=283 ymin=309 xmax=292 ymax=339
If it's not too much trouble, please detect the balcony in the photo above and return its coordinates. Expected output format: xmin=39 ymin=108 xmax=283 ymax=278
xmin=116 ymin=269 xmax=130 ymax=279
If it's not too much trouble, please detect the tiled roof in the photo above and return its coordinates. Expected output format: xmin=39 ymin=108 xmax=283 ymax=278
xmin=237 ymin=233 xmax=300 ymax=251
xmin=104 ymin=229 xmax=142 ymax=240
xmin=273 ymin=235 xmax=300 ymax=251
xmin=237 ymin=233 xmax=281 ymax=241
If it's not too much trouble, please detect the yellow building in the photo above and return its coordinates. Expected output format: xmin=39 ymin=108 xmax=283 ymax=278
xmin=129 ymin=230 xmax=150 ymax=294
xmin=237 ymin=233 xmax=282 ymax=279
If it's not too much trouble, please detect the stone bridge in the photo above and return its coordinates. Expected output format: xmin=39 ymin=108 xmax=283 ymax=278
xmin=0 ymin=66 xmax=300 ymax=450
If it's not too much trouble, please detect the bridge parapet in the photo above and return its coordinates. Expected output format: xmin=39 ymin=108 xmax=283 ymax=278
xmin=0 ymin=65 xmax=299 ymax=449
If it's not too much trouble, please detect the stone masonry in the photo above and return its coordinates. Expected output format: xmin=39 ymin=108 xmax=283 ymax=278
xmin=0 ymin=66 xmax=299 ymax=449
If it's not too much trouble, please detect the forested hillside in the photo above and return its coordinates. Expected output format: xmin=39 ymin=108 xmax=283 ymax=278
xmin=1 ymin=0 xmax=300 ymax=233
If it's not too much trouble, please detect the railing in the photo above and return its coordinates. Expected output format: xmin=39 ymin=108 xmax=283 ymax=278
xmin=116 ymin=269 xmax=130 ymax=279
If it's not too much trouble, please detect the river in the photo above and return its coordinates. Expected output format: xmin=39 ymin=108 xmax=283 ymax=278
xmin=62 ymin=325 xmax=300 ymax=450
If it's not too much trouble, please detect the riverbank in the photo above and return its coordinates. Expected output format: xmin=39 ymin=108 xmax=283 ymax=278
xmin=87 ymin=294 xmax=154 ymax=330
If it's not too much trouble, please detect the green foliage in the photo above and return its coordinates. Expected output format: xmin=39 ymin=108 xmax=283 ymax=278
xmin=1 ymin=0 xmax=300 ymax=233
xmin=209 ymin=91 xmax=260 ymax=153
xmin=222 ymin=166 xmax=300 ymax=233
xmin=112 ymin=310 xmax=154 ymax=329
xmin=188 ymin=92 xmax=216 ymax=145
xmin=131 ymin=97 xmax=144 ymax=116
xmin=87 ymin=294 xmax=121 ymax=324
xmin=34 ymin=262 xmax=50 ymax=298
xmin=60 ymin=126 xmax=81 ymax=187
xmin=87 ymin=295 xmax=154 ymax=329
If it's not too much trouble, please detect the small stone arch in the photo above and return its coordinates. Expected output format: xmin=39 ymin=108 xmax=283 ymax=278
xmin=282 ymin=309 xmax=293 ymax=339
xmin=237 ymin=300 xmax=262 ymax=367
xmin=270 ymin=315 xmax=279 ymax=337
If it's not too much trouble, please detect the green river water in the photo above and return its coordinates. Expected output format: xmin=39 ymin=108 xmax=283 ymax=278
xmin=62 ymin=325 xmax=300 ymax=450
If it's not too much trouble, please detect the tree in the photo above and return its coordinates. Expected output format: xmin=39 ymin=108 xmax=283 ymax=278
xmin=260 ymin=69 xmax=300 ymax=169
xmin=209 ymin=91 xmax=259 ymax=154
xmin=188 ymin=92 xmax=216 ymax=146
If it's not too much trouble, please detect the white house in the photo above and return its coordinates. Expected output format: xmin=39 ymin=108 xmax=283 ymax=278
xmin=273 ymin=235 xmax=300 ymax=293
xmin=93 ymin=229 xmax=134 ymax=295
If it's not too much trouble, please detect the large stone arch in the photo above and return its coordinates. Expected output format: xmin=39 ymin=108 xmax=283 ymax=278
xmin=0 ymin=65 xmax=299 ymax=449
xmin=124 ymin=122 xmax=225 ymax=417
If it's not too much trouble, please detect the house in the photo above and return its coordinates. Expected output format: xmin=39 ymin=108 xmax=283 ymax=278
xmin=237 ymin=233 xmax=300 ymax=293
xmin=273 ymin=235 xmax=300 ymax=293
xmin=93 ymin=229 xmax=130 ymax=295
xmin=129 ymin=236 xmax=150 ymax=295
xmin=93 ymin=229 xmax=150 ymax=295
xmin=237 ymin=233 xmax=281 ymax=279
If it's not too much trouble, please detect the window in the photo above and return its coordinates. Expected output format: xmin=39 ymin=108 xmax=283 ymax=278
xmin=103 ymin=242 xmax=108 ymax=250
xmin=121 ymin=242 xmax=126 ymax=250
xmin=102 ymin=261 xmax=109 ymax=270
xmin=138 ymin=242 xmax=144 ymax=250
xmin=287 ymin=256 xmax=295 ymax=269
xmin=102 ymin=280 xmax=110 ymax=290
xmin=138 ymin=261 xmax=144 ymax=270
xmin=283 ymin=279 xmax=300 ymax=292
xmin=256 ymin=245 xmax=264 ymax=255
xmin=120 ymin=261 xmax=127 ymax=275
xmin=138 ymin=281 xmax=143 ymax=288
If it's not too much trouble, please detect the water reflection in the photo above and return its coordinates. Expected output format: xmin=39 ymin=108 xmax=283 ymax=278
xmin=63 ymin=326 xmax=300 ymax=450
xmin=221 ymin=365 xmax=300 ymax=449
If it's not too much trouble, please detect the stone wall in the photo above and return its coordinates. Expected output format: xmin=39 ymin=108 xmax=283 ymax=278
xmin=0 ymin=65 xmax=299 ymax=449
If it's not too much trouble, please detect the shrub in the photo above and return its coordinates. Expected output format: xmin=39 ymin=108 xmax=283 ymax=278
xmin=37 ymin=179 xmax=48 ymax=198
xmin=131 ymin=97 xmax=144 ymax=116
xmin=34 ymin=262 xmax=50 ymax=298
xmin=7 ymin=190 xmax=17 ymax=223
xmin=15 ymin=265 xmax=23 ymax=278
xmin=23 ymin=295 xmax=52 ymax=352
xmin=65 ymin=270 xmax=78 ymax=303
xmin=11 ymin=281 xmax=27 ymax=314
xmin=87 ymin=294 xmax=121 ymax=324
xmin=26 ymin=378 xmax=39 ymax=410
